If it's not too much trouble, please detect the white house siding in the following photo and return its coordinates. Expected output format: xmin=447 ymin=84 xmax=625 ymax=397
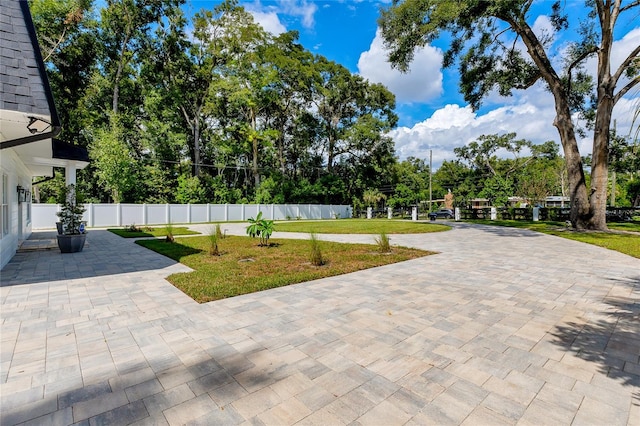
xmin=1 ymin=148 xmax=33 ymax=269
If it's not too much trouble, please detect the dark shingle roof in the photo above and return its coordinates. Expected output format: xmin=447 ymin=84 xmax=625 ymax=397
xmin=0 ymin=0 xmax=53 ymax=116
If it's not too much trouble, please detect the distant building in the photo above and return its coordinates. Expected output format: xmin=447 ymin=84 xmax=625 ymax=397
xmin=544 ymin=196 xmax=571 ymax=208
xmin=507 ymin=197 xmax=528 ymax=208
xmin=470 ymin=198 xmax=490 ymax=209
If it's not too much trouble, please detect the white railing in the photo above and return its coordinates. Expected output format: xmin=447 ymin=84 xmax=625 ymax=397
xmin=32 ymin=203 xmax=352 ymax=229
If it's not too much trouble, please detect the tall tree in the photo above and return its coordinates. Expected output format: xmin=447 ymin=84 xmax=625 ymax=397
xmin=30 ymin=0 xmax=99 ymax=147
xmin=380 ymin=0 xmax=640 ymax=230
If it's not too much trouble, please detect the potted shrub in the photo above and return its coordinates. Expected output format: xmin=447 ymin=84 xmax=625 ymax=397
xmin=56 ymin=184 xmax=87 ymax=253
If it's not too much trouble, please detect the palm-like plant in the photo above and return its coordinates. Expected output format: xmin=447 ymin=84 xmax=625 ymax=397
xmin=246 ymin=212 xmax=275 ymax=246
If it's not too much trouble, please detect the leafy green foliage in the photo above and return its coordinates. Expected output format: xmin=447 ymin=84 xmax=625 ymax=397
xmin=246 ymin=211 xmax=275 ymax=246
xmin=89 ymin=114 xmax=138 ymax=203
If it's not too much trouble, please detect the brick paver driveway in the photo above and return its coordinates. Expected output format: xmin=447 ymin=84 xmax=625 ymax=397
xmin=1 ymin=222 xmax=638 ymax=425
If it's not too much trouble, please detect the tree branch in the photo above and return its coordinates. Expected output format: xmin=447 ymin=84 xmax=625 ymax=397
xmin=566 ymin=45 xmax=598 ymax=93
xmin=611 ymin=43 xmax=640 ymax=86
xmin=613 ymin=74 xmax=640 ymax=104
xmin=619 ymin=0 xmax=640 ymax=13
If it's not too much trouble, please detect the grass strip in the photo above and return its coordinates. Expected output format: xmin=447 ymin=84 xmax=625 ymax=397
xmin=108 ymin=227 xmax=199 ymax=238
xmin=275 ymin=219 xmax=450 ymax=234
xmin=137 ymin=235 xmax=433 ymax=303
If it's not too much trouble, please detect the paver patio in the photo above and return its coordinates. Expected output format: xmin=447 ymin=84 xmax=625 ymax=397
xmin=1 ymin=222 xmax=638 ymax=425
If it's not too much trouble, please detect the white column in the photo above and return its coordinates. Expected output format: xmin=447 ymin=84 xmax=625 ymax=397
xmin=387 ymin=207 xmax=393 ymax=219
xmin=65 ymin=162 xmax=77 ymax=203
xmin=490 ymin=207 xmax=497 ymax=220
xmin=411 ymin=206 xmax=418 ymax=221
xmin=367 ymin=207 xmax=372 ymax=219
xmin=65 ymin=163 xmax=77 ymax=187
xmin=533 ymin=207 xmax=540 ymax=222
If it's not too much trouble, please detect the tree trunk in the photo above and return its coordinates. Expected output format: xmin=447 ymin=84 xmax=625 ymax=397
xmin=589 ymin=95 xmax=612 ymax=230
xmin=586 ymin=3 xmax=615 ymax=232
xmin=552 ymin=98 xmax=591 ymax=229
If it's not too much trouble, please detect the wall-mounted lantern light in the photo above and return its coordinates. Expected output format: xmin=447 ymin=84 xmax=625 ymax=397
xmin=16 ymin=185 xmax=25 ymax=203
xmin=26 ymin=116 xmax=51 ymax=134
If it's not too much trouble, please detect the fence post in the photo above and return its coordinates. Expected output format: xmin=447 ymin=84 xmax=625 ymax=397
xmin=271 ymin=204 xmax=275 ymax=220
xmin=166 ymin=203 xmax=170 ymax=224
xmin=207 ymin=204 xmax=211 ymax=223
xmin=117 ymin=203 xmax=122 ymax=226
xmin=142 ymin=203 xmax=147 ymax=226
xmin=87 ymin=203 xmax=93 ymax=227
xmin=241 ymin=204 xmax=245 ymax=221
xmin=187 ymin=203 xmax=192 ymax=224
xmin=225 ymin=203 xmax=229 ymax=222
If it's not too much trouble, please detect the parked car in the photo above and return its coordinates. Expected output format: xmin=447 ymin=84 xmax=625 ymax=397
xmin=429 ymin=209 xmax=454 ymax=220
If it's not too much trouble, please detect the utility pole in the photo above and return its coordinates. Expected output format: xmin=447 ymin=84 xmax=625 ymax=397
xmin=429 ymin=149 xmax=433 ymax=212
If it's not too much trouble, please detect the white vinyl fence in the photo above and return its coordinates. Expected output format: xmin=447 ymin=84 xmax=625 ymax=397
xmin=32 ymin=203 xmax=352 ymax=229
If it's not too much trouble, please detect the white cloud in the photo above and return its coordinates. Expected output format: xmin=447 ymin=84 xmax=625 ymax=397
xmin=389 ymin=99 xmax=557 ymax=169
xmin=249 ymin=10 xmax=287 ymax=35
xmin=390 ymin=91 xmax=639 ymax=169
xmin=245 ymin=0 xmax=318 ymax=34
xmin=357 ymin=30 xmax=444 ymax=104
xmin=276 ymin=0 xmax=317 ymax=29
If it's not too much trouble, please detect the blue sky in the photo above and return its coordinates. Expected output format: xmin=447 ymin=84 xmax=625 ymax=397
xmin=191 ymin=0 xmax=640 ymax=168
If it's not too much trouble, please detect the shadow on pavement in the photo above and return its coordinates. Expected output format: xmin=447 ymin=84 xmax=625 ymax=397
xmin=447 ymin=221 xmax=546 ymax=238
xmin=0 ymin=230 xmax=186 ymax=287
xmin=550 ymin=275 xmax=640 ymax=402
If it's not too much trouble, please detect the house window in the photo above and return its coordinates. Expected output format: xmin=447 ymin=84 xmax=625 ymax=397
xmin=1 ymin=174 xmax=8 ymax=238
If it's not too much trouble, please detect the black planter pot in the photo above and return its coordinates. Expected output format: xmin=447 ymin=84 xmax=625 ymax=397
xmin=56 ymin=233 xmax=87 ymax=253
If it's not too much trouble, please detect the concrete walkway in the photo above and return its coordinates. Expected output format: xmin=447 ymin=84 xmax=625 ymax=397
xmin=1 ymin=222 xmax=638 ymax=425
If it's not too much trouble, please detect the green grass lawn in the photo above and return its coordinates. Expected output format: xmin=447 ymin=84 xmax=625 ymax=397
xmin=137 ymin=235 xmax=433 ymax=303
xmin=108 ymin=226 xmax=200 ymax=238
xmin=472 ymin=219 xmax=640 ymax=258
xmin=275 ymin=219 xmax=450 ymax=234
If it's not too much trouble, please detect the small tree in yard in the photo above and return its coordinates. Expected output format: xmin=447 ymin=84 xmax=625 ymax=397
xmin=380 ymin=0 xmax=640 ymax=230
xmin=57 ymin=185 xmax=85 ymax=235
xmin=246 ymin=211 xmax=275 ymax=246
